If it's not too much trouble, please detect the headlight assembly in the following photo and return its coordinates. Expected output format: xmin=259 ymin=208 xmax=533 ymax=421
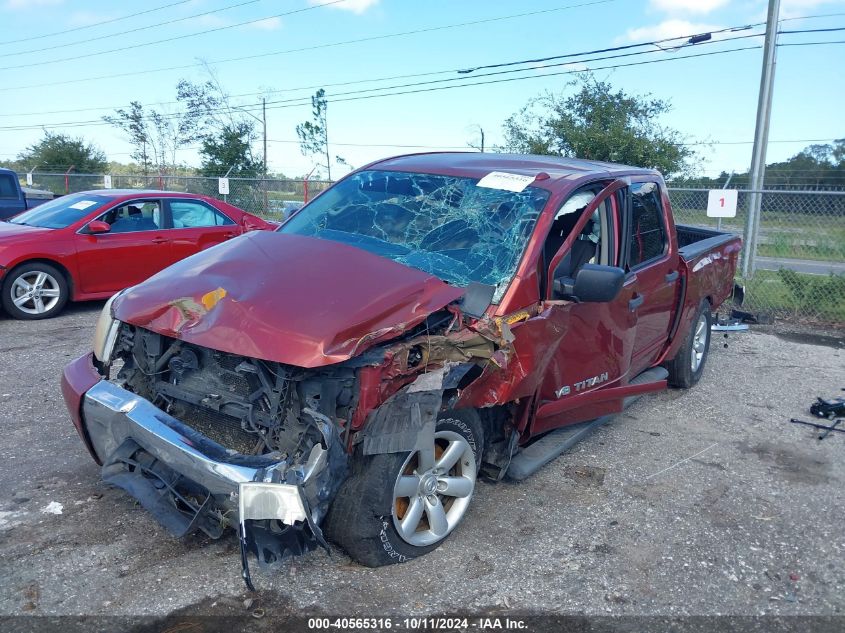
xmin=92 ymin=292 xmax=122 ymax=364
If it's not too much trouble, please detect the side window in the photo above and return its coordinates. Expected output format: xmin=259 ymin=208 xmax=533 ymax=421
xmin=0 ymin=174 xmax=18 ymax=199
xmin=170 ymin=200 xmax=234 ymax=228
xmin=100 ymin=201 xmax=162 ymax=233
xmin=627 ymin=182 xmax=666 ymax=268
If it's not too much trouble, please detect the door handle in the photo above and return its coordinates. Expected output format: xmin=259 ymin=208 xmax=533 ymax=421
xmin=223 ymin=232 xmax=237 ymax=239
xmin=629 ymin=294 xmax=644 ymax=311
xmin=151 ymin=237 xmax=167 ymax=244
xmin=665 ymin=270 xmax=679 ymax=283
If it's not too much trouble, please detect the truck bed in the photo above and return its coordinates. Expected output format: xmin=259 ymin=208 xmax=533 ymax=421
xmin=676 ymin=224 xmax=740 ymax=260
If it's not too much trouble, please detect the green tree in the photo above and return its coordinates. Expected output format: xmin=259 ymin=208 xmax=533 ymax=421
xmin=501 ymin=75 xmax=694 ymax=177
xmin=199 ymin=121 xmax=263 ymax=177
xmin=104 ymin=80 xmax=221 ymax=175
xmin=296 ymin=89 xmax=345 ymax=181
xmin=17 ymin=131 xmax=107 ymax=173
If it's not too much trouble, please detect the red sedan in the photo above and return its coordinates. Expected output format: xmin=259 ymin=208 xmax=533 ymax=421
xmin=0 ymin=190 xmax=274 ymax=319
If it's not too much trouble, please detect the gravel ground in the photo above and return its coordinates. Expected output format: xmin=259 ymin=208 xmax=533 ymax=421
xmin=0 ymin=302 xmax=843 ymax=621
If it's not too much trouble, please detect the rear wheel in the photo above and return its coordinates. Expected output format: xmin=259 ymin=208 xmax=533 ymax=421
xmin=325 ymin=411 xmax=483 ymax=567
xmin=1 ymin=262 xmax=68 ymax=320
xmin=666 ymin=299 xmax=711 ymax=388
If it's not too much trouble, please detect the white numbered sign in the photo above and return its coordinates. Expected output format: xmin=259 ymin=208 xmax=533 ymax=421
xmin=103 ymin=175 xmax=112 ymax=189
xmin=218 ymin=177 xmax=230 ymax=195
xmin=707 ymin=189 xmax=738 ymax=218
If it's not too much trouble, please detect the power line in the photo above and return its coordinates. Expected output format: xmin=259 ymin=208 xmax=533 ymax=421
xmin=778 ymin=26 xmax=845 ymax=34
xmin=0 ymin=43 xmax=767 ymax=132
xmin=1 ymin=0 xmax=618 ymax=88
xmin=7 ymin=32 xmax=840 ymax=132
xmin=0 ymin=35 xmax=762 ymax=131
xmin=0 ymin=0 xmax=193 ymax=47
xmin=0 ymin=12 xmax=835 ymax=118
xmin=0 ymin=21 xmax=838 ymax=131
xmin=0 ymin=24 xmax=775 ymax=121
xmin=0 ymin=0 xmax=270 ymax=59
xmin=0 ymin=0 xmax=351 ymax=71
xmin=779 ymin=39 xmax=845 ymax=46
xmin=457 ymin=23 xmax=764 ymax=74
xmin=780 ymin=11 xmax=845 ymax=21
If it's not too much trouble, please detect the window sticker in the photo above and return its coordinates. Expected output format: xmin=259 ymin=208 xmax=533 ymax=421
xmin=476 ymin=171 xmax=535 ymax=193
xmin=69 ymin=200 xmax=98 ymax=210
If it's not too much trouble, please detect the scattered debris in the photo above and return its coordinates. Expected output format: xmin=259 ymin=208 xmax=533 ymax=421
xmin=644 ymin=443 xmax=718 ymax=480
xmin=790 ymin=392 xmax=845 ymax=440
xmin=564 ymin=464 xmax=606 ymax=486
xmin=40 ymin=501 xmax=63 ymax=515
xmin=12 ymin=491 xmax=29 ymax=504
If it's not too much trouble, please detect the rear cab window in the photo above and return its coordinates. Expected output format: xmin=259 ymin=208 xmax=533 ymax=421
xmin=626 ymin=182 xmax=667 ymax=269
xmin=0 ymin=173 xmax=19 ymax=199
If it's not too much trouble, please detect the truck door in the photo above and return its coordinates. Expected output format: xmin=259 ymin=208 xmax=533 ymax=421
xmin=529 ymin=182 xmax=640 ymax=436
xmin=0 ymin=171 xmax=25 ymax=219
xmin=624 ymin=181 xmax=680 ymax=375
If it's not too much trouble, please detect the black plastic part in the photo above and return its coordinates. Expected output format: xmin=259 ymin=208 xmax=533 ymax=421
xmin=101 ymin=440 xmax=224 ymax=539
xmin=572 ymin=264 xmax=626 ymax=303
xmin=810 ymin=397 xmax=845 ymax=420
xmin=458 ymin=281 xmax=496 ymax=318
xmin=507 ymin=416 xmax=612 ymax=481
xmin=239 ymin=523 xmax=255 ymax=592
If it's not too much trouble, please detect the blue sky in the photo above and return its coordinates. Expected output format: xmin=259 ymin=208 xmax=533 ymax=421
xmin=0 ymin=0 xmax=842 ymax=178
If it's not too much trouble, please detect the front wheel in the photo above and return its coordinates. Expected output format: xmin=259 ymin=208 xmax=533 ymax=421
xmin=325 ymin=411 xmax=483 ymax=567
xmin=1 ymin=262 xmax=69 ymax=320
xmin=666 ymin=299 xmax=711 ymax=388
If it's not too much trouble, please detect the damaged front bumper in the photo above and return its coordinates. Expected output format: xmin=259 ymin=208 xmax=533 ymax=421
xmin=63 ymin=356 xmax=343 ymax=588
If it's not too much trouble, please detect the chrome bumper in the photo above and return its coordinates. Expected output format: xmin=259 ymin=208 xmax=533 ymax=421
xmin=82 ymin=380 xmax=281 ymax=498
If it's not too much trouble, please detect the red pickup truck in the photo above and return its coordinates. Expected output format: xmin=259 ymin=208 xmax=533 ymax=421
xmin=61 ymin=153 xmax=741 ymax=586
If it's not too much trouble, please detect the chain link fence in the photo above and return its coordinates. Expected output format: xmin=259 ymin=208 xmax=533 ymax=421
xmin=27 ymin=172 xmax=333 ymax=220
xmin=24 ymin=173 xmax=845 ymax=326
xmin=670 ymin=188 xmax=845 ymax=325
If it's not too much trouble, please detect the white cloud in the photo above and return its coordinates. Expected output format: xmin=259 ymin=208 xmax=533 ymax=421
xmin=619 ymin=19 xmax=725 ymax=43
xmin=649 ymin=0 xmax=730 ymax=14
xmin=3 ymin=0 xmax=62 ymax=9
xmin=309 ymin=0 xmax=380 ymax=14
xmin=780 ymin=0 xmax=845 ymax=18
xmin=67 ymin=10 xmax=109 ymax=26
xmin=247 ymin=16 xmax=282 ymax=31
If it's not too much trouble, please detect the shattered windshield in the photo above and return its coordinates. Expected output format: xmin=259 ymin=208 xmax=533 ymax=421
xmin=279 ymin=170 xmax=549 ymax=300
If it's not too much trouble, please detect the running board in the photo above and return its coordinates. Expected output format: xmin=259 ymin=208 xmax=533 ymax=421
xmin=623 ymin=366 xmax=669 ymax=408
xmin=506 ymin=366 xmax=669 ymax=481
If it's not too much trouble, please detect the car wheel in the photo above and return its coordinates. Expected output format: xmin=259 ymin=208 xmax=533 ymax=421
xmin=666 ymin=299 xmax=711 ymax=389
xmin=1 ymin=262 xmax=69 ymax=320
xmin=325 ymin=410 xmax=483 ymax=567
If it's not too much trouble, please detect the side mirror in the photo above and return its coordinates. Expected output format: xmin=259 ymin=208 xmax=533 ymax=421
xmin=551 ymin=263 xmax=625 ymax=302
xmin=571 ymin=264 xmax=625 ymax=303
xmin=87 ymin=220 xmax=111 ymax=234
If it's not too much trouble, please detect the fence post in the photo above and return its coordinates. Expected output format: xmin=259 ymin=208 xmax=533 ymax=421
xmin=64 ymin=165 xmax=75 ymax=194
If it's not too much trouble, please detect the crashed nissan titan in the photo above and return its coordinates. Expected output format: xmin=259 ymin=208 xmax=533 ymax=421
xmin=62 ymin=153 xmax=741 ymax=585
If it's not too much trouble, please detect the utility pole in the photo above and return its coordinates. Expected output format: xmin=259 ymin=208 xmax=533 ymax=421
xmin=262 ymin=97 xmax=267 ymax=177
xmin=262 ymin=97 xmax=268 ymax=214
xmin=742 ymin=0 xmax=780 ymax=277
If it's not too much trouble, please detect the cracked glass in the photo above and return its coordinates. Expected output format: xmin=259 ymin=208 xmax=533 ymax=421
xmin=279 ymin=170 xmax=549 ymax=301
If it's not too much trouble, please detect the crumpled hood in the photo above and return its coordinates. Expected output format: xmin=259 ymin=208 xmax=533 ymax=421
xmin=112 ymin=232 xmax=465 ymax=368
